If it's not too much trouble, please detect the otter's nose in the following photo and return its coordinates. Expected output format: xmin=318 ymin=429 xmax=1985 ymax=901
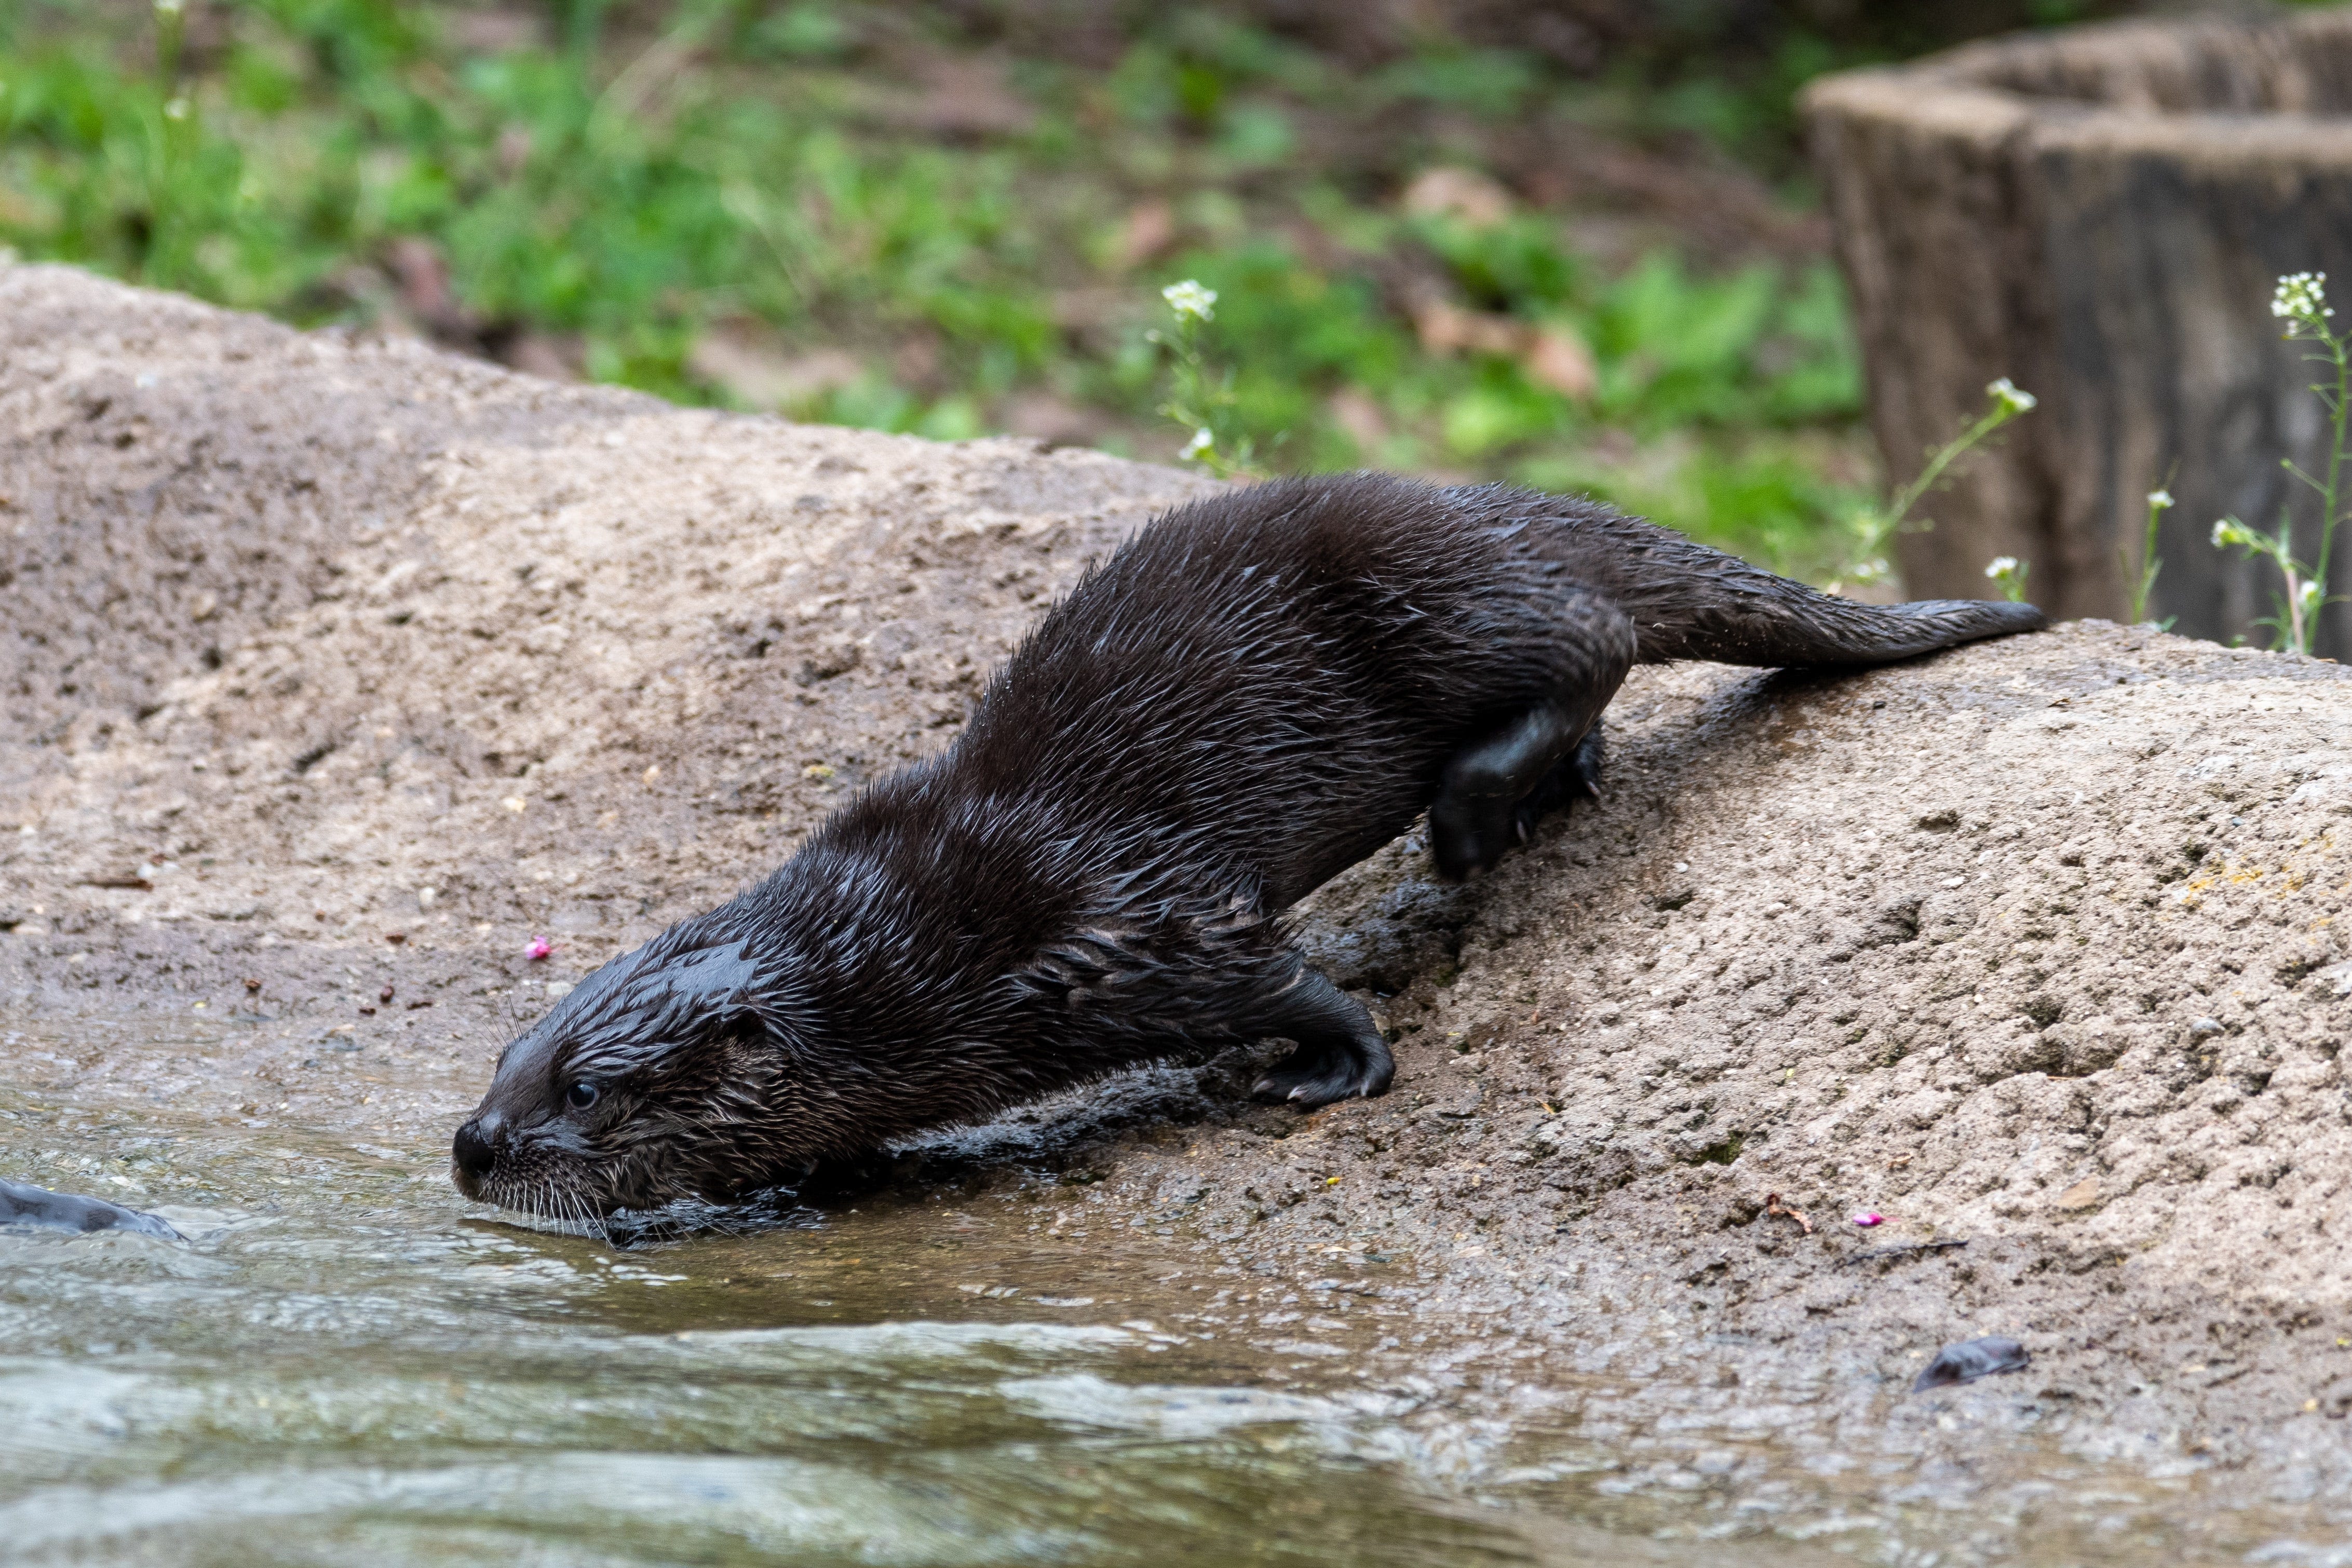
xmin=452 ymin=1117 xmax=498 ymax=1180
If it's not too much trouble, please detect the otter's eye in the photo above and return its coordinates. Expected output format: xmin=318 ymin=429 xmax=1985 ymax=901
xmin=563 ymin=1081 xmax=601 ymax=1112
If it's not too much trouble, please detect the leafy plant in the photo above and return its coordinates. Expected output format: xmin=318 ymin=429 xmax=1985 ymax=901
xmin=0 ymin=1 xmax=1900 ymax=583
xmin=2211 ymin=272 xmax=2350 ymax=655
xmin=1150 ymin=279 xmax=1265 ymax=479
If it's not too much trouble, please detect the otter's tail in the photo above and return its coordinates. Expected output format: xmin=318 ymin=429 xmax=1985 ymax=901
xmin=1576 ymin=507 xmax=2046 ymax=668
xmin=1635 ymin=580 xmax=2046 ymax=668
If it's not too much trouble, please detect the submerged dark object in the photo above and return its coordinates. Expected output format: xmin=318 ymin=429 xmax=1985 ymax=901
xmin=0 ymin=1176 xmax=182 ymax=1240
xmin=1912 ymin=1335 xmax=2030 ymax=1391
xmin=451 ymin=472 xmax=2044 ymax=1221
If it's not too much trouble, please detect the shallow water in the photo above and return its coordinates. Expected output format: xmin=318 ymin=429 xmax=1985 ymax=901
xmin=0 ymin=1166 xmax=1540 ymax=1563
xmin=0 ymin=1014 xmax=1596 ymax=1566
xmin=2 ymin=1013 xmax=2346 ymax=1566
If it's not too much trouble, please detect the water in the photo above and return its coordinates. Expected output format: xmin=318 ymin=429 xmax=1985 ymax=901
xmin=0 ymin=1173 xmax=1553 ymax=1565
xmin=3 ymin=1013 xmax=2346 ymax=1565
xmin=0 ymin=1014 xmax=1588 ymax=1566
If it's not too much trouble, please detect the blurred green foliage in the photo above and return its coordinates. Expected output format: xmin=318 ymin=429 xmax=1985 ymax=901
xmin=0 ymin=0 xmax=1904 ymax=577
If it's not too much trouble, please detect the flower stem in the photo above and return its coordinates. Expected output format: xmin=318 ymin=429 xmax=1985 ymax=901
xmin=2317 ymin=330 xmax=2349 ymax=605
xmin=1883 ymin=402 xmax=2009 ymax=537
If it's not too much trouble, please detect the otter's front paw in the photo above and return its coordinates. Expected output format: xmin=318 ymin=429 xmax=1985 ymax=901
xmin=1251 ymin=1038 xmax=1394 ymax=1107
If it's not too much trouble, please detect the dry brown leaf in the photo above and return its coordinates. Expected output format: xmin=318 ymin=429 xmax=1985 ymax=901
xmin=1522 ymin=325 xmax=1598 ymax=401
xmin=1113 ymin=199 xmax=1177 ymax=272
xmin=1401 ymin=166 xmax=1513 ymax=228
xmin=1326 ymin=388 xmax=1390 ymax=454
xmin=1412 ymin=298 xmax=1522 ymax=357
xmin=2055 ymin=1177 xmax=2101 ymax=1210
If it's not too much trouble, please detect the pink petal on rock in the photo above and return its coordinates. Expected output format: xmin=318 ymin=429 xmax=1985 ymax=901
xmin=526 ymin=936 xmax=553 ymax=961
xmin=1852 ymin=1211 xmax=1884 ymax=1227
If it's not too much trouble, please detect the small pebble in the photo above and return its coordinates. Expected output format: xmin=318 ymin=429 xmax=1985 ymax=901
xmin=1912 ymin=1335 xmax=2029 ymax=1392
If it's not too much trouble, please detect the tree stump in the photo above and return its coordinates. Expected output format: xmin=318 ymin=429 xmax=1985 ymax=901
xmin=1806 ymin=11 xmax=2352 ymax=652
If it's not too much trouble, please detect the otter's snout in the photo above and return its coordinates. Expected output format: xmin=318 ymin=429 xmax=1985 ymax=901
xmin=451 ymin=1115 xmax=499 ymax=1195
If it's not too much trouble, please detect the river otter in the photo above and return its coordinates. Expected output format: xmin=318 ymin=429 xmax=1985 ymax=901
xmin=451 ymin=473 xmax=2040 ymax=1222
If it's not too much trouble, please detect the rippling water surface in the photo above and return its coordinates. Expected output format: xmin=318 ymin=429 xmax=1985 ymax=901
xmin=3 ymin=1015 xmax=2343 ymax=1566
xmin=0 ymin=1175 xmax=1556 ymax=1564
xmin=0 ymin=1014 xmax=1600 ymax=1567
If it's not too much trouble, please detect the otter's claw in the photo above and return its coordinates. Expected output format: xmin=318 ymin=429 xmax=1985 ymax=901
xmin=1241 ymin=970 xmax=1395 ymax=1110
xmin=1251 ymin=1044 xmax=1390 ymax=1107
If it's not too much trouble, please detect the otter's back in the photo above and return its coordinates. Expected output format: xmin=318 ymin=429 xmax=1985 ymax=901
xmin=948 ymin=474 xmax=1532 ymax=907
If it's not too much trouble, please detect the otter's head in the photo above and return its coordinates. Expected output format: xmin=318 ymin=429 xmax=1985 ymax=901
xmin=450 ymin=931 xmax=828 ymax=1221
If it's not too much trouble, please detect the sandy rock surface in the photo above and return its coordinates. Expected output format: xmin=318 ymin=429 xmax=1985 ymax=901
xmin=9 ymin=264 xmax=2352 ymax=1547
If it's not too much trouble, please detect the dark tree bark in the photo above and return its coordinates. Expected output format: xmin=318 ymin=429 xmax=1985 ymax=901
xmin=1806 ymin=12 xmax=2352 ymax=653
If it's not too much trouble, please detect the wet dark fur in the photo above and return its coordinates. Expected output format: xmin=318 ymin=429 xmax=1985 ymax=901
xmin=452 ymin=473 xmax=2043 ymax=1220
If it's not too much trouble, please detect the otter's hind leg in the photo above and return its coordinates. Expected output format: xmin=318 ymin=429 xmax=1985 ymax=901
xmin=1245 ymin=969 xmax=1394 ymax=1107
xmin=1429 ymin=594 xmax=1631 ymax=880
xmin=1430 ymin=707 xmax=1580 ymax=878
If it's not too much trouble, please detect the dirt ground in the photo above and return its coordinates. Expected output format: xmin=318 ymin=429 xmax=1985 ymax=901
xmin=10 ymin=263 xmax=2352 ymax=1550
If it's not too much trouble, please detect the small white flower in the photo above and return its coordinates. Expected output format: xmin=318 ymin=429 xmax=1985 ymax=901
xmin=2300 ymin=578 xmax=2326 ymax=611
xmin=154 ymin=0 xmax=185 ymax=13
xmin=1985 ymin=556 xmax=2020 ymax=580
xmin=1182 ymin=427 xmax=1215 ymax=460
xmin=1986 ymin=377 xmax=2036 ymax=414
xmin=2147 ymin=489 xmax=2174 ymax=509
xmin=2212 ymin=519 xmax=2239 ymax=548
xmin=2274 ymin=271 xmax=2333 ymax=324
xmin=1162 ymin=280 xmax=1218 ymax=323
xmin=163 ymin=96 xmax=189 ymax=121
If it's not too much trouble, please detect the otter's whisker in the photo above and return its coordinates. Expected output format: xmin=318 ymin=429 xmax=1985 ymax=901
xmin=564 ymin=1182 xmax=606 ymax=1245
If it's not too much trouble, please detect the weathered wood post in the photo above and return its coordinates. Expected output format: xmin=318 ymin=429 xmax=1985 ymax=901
xmin=1806 ymin=11 xmax=2352 ymax=653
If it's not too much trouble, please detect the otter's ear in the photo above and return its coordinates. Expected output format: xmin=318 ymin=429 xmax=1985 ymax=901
xmin=709 ymin=1009 xmax=770 ymax=1050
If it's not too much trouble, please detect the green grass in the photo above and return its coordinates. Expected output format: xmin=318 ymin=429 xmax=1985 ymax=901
xmin=0 ymin=0 xmax=1885 ymax=578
